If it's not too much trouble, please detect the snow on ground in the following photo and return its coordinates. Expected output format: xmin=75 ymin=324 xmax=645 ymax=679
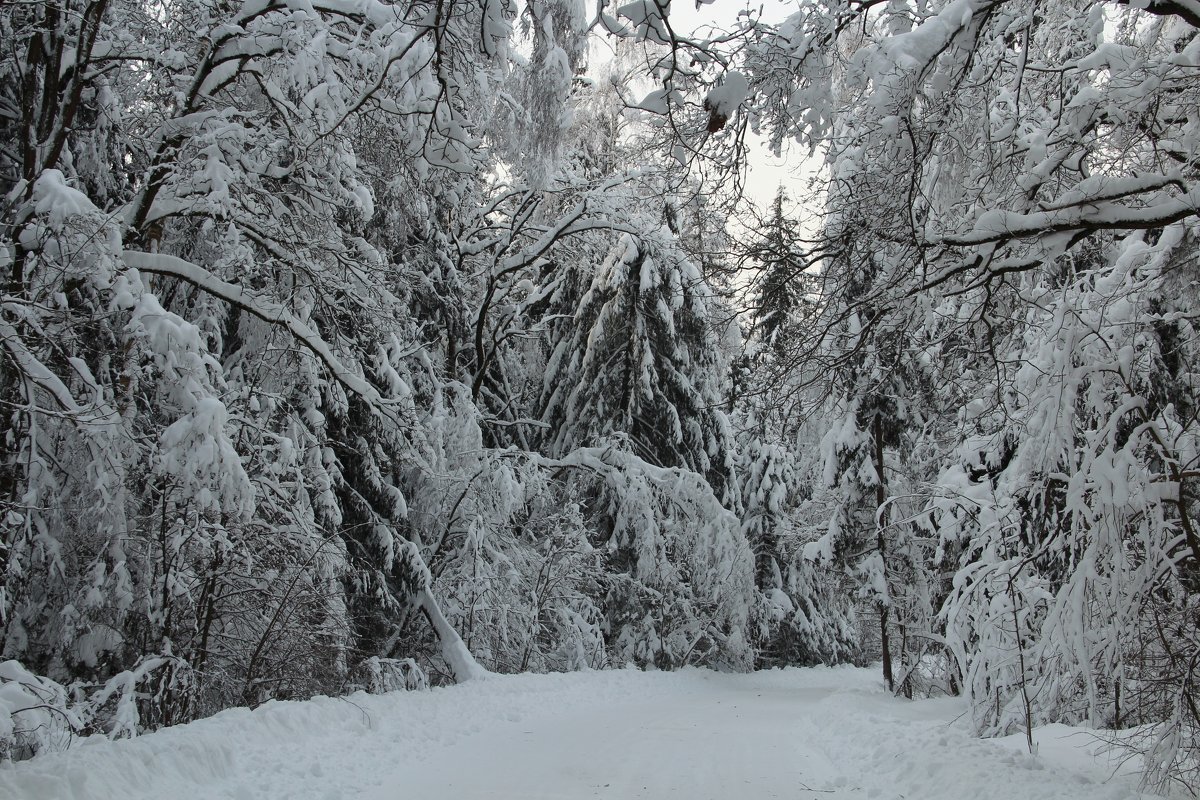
xmin=0 ymin=666 xmax=1164 ymax=800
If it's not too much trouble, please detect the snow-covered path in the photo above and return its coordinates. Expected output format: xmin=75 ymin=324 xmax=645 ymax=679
xmin=390 ymin=672 xmax=841 ymax=800
xmin=1 ymin=667 xmax=1159 ymax=800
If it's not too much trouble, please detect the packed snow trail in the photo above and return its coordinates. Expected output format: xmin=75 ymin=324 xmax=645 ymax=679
xmin=0 ymin=667 xmax=1158 ymax=800
xmin=390 ymin=671 xmax=844 ymax=800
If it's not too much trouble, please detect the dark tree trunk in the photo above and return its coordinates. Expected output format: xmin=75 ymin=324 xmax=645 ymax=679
xmin=873 ymin=415 xmax=893 ymax=692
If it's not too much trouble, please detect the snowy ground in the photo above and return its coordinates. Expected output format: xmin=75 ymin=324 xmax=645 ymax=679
xmin=0 ymin=666 xmax=1162 ymax=800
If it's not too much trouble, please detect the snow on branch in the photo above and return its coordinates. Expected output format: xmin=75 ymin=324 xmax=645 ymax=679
xmin=0 ymin=318 xmax=118 ymax=426
xmin=121 ymin=250 xmax=402 ymax=420
xmin=944 ymin=181 xmax=1200 ymax=247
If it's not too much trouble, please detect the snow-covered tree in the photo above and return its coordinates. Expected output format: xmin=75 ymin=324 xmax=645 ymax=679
xmin=746 ymin=189 xmax=817 ymax=357
xmin=662 ymin=0 xmax=1200 ymax=786
xmin=737 ymin=422 xmax=858 ymax=667
xmin=543 ymin=229 xmax=737 ymax=499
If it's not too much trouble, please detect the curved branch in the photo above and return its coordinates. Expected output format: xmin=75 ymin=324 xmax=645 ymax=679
xmin=121 ymin=250 xmax=403 ymax=421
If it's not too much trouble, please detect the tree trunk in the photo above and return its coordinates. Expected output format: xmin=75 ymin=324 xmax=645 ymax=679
xmin=419 ymin=588 xmax=488 ymax=683
xmin=873 ymin=415 xmax=894 ymax=693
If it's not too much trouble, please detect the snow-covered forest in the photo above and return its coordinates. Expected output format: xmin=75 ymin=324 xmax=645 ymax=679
xmin=1 ymin=0 xmax=1198 ymax=794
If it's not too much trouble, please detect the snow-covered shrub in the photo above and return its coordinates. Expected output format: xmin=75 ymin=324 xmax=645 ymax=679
xmin=75 ymin=654 xmax=195 ymax=737
xmin=0 ymin=661 xmax=78 ymax=761
xmin=353 ymin=657 xmax=429 ymax=694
